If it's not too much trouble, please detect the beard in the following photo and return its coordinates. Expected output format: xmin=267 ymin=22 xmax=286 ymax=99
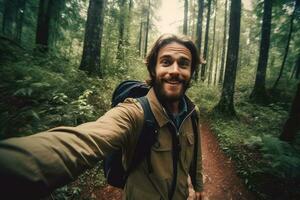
xmin=153 ymin=76 xmax=190 ymax=103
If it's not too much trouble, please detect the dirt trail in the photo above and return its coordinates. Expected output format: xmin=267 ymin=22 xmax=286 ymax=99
xmin=199 ymin=122 xmax=255 ymax=200
xmin=94 ymin=122 xmax=255 ymax=200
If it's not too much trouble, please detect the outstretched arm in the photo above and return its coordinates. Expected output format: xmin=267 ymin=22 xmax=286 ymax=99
xmin=0 ymin=99 xmax=143 ymax=199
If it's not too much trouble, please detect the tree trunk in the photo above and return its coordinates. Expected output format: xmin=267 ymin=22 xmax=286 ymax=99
xmin=272 ymin=0 xmax=299 ymax=90
xmin=279 ymin=82 xmax=300 ymax=141
xmin=116 ymin=0 xmax=127 ymax=60
xmin=250 ymin=0 xmax=272 ymax=104
xmin=125 ymin=0 xmax=133 ymax=45
xmin=214 ymin=0 xmax=241 ymax=117
xmin=35 ymin=0 xmax=53 ymax=52
xmin=201 ymin=0 xmax=212 ymax=81
xmin=219 ymin=0 xmax=228 ymax=85
xmin=2 ymin=0 xmax=16 ymax=37
xmin=144 ymin=0 xmax=150 ymax=56
xmin=138 ymin=17 xmax=143 ymax=57
xmin=214 ymin=40 xmax=220 ymax=85
xmin=183 ymin=0 xmax=188 ymax=35
xmin=208 ymin=0 xmax=217 ymax=85
xmin=15 ymin=0 xmax=26 ymax=43
xmin=79 ymin=0 xmax=106 ymax=77
xmin=194 ymin=0 xmax=204 ymax=81
xmin=190 ymin=0 xmax=196 ymax=40
xmin=294 ymin=53 xmax=300 ymax=79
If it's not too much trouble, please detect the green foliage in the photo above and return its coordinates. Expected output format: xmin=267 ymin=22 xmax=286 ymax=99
xmin=0 ymin=50 xmax=117 ymax=139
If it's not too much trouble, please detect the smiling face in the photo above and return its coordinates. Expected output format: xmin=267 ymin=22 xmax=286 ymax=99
xmin=153 ymin=42 xmax=192 ymax=102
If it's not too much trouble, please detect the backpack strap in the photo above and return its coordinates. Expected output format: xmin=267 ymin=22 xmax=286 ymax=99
xmin=189 ymin=110 xmax=199 ymax=188
xmin=126 ymin=96 xmax=158 ymax=176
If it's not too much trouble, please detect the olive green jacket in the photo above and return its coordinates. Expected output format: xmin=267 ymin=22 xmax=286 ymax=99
xmin=0 ymin=88 xmax=203 ymax=200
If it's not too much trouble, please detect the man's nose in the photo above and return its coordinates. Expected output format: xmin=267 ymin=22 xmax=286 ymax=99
xmin=169 ymin=62 xmax=180 ymax=74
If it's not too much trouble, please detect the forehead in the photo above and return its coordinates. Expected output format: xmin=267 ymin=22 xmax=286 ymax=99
xmin=157 ymin=42 xmax=192 ymax=60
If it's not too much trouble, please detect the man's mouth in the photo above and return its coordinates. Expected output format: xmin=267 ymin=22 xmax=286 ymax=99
xmin=164 ymin=78 xmax=184 ymax=85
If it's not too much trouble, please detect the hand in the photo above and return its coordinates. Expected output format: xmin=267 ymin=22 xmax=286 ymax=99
xmin=195 ymin=191 xmax=203 ymax=200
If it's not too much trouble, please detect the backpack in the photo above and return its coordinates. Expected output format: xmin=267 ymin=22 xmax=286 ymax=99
xmin=103 ymin=80 xmax=199 ymax=191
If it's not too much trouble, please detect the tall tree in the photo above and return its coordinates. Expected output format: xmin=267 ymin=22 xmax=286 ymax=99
xmin=214 ymin=0 xmax=241 ymax=116
xmin=144 ymin=0 xmax=150 ymax=56
xmin=214 ymin=40 xmax=220 ymax=85
xmin=208 ymin=0 xmax=217 ymax=85
xmin=15 ymin=0 xmax=27 ymax=42
xmin=79 ymin=0 xmax=106 ymax=76
xmin=273 ymin=0 xmax=300 ymax=90
xmin=2 ymin=0 xmax=16 ymax=37
xmin=116 ymin=0 xmax=127 ymax=60
xmin=194 ymin=0 xmax=204 ymax=81
xmin=183 ymin=0 xmax=188 ymax=35
xmin=35 ymin=0 xmax=54 ymax=52
xmin=201 ymin=0 xmax=212 ymax=81
xmin=219 ymin=0 xmax=228 ymax=85
xmin=291 ymin=52 xmax=300 ymax=79
xmin=279 ymin=82 xmax=300 ymax=141
xmin=250 ymin=0 xmax=272 ymax=104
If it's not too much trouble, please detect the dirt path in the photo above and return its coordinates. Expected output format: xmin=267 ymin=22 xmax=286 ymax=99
xmin=94 ymin=122 xmax=255 ymax=200
xmin=199 ymin=122 xmax=255 ymax=200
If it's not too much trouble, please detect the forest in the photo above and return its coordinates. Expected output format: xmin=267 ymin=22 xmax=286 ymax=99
xmin=0 ymin=0 xmax=299 ymax=199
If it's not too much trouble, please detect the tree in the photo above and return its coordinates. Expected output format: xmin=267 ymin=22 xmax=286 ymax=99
xmin=183 ymin=0 xmax=188 ymax=35
xmin=279 ymin=82 xmax=300 ymax=141
xmin=273 ymin=0 xmax=300 ymax=90
xmin=201 ymin=0 xmax=212 ymax=81
xmin=116 ymin=0 xmax=127 ymax=60
xmin=35 ymin=0 xmax=54 ymax=52
xmin=79 ymin=0 xmax=106 ymax=76
xmin=2 ymin=0 xmax=16 ymax=37
xmin=214 ymin=0 xmax=241 ymax=116
xmin=291 ymin=52 xmax=300 ymax=79
xmin=208 ymin=0 xmax=217 ymax=85
xmin=250 ymin=0 xmax=272 ymax=104
xmin=219 ymin=0 xmax=228 ymax=85
xmin=15 ymin=0 xmax=27 ymax=42
xmin=194 ymin=0 xmax=204 ymax=81
xmin=144 ymin=0 xmax=151 ymax=56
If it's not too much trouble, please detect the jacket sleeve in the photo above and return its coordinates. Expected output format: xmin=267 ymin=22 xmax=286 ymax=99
xmin=194 ymin=106 xmax=204 ymax=192
xmin=0 ymin=99 xmax=143 ymax=199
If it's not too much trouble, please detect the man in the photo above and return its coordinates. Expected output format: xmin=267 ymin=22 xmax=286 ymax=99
xmin=0 ymin=34 xmax=203 ymax=200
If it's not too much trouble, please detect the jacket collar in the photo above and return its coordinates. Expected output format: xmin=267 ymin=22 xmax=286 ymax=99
xmin=146 ymin=88 xmax=195 ymax=128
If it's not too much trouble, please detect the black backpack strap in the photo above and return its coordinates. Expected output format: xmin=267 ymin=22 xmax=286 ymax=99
xmin=189 ymin=110 xmax=199 ymax=188
xmin=126 ymin=96 xmax=157 ymax=175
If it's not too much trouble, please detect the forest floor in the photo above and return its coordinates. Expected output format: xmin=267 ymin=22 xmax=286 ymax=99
xmin=88 ymin=121 xmax=256 ymax=200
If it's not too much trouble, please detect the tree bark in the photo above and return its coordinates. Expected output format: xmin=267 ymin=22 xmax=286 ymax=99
xmin=116 ymin=0 xmax=127 ymax=60
xmin=250 ymin=0 xmax=272 ymax=104
xmin=138 ymin=17 xmax=143 ymax=57
xmin=272 ymin=0 xmax=299 ymax=90
xmin=79 ymin=0 xmax=106 ymax=77
xmin=15 ymin=0 xmax=27 ymax=43
xmin=2 ymin=0 xmax=16 ymax=37
xmin=144 ymin=0 xmax=150 ymax=56
xmin=219 ymin=0 xmax=228 ymax=85
xmin=214 ymin=0 xmax=241 ymax=117
xmin=35 ymin=0 xmax=53 ymax=52
xmin=194 ymin=0 xmax=204 ymax=81
xmin=201 ymin=0 xmax=212 ymax=81
xmin=279 ymin=82 xmax=300 ymax=141
xmin=214 ymin=40 xmax=220 ymax=85
xmin=208 ymin=0 xmax=217 ymax=85
xmin=183 ymin=0 xmax=188 ymax=35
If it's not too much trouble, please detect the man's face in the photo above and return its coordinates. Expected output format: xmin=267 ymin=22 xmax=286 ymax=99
xmin=154 ymin=42 xmax=192 ymax=102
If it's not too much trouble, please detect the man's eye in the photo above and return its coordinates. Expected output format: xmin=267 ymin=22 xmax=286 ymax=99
xmin=179 ymin=60 xmax=190 ymax=67
xmin=161 ymin=59 xmax=171 ymax=66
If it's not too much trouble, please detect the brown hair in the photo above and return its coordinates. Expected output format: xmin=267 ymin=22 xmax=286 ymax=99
xmin=145 ymin=34 xmax=200 ymax=86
